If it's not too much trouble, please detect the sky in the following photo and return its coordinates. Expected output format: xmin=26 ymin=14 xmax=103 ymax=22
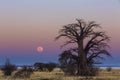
xmin=0 ymin=0 xmax=120 ymax=66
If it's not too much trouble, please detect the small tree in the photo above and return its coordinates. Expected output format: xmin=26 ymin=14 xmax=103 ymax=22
xmin=1 ymin=58 xmax=16 ymax=76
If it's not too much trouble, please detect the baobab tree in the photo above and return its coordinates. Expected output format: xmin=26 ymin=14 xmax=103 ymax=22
xmin=56 ymin=19 xmax=111 ymax=76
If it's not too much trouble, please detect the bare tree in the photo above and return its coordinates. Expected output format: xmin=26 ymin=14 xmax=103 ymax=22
xmin=56 ymin=19 xmax=111 ymax=76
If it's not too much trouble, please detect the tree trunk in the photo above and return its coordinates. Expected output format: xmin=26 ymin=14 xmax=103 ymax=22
xmin=77 ymin=40 xmax=88 ymax=76
xmin=80 ymin=53 xmax=88 ymax=76
xmin=77 ymin=57 xmax=81 ymax=75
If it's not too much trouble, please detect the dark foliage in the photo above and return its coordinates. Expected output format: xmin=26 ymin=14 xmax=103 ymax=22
xmin=33 ymin=62 xmax=57 ymax=72
xmin=1 ymin=58 xmax=16 ymax=76
xmin=14 ymin=65 xmax=33 ymax=78
xmin=46 ymin=62 xmax=57 ymax=72
xmin=59 ymin=50 xmax=77 ymax=75
xmin=34 ymin=62 xmax=47 ymax=71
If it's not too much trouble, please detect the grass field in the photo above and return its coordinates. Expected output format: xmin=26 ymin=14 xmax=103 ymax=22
xmin=0 ymin=68 xmax=120 ymax=80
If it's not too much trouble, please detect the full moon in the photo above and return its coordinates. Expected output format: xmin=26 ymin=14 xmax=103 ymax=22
xmin=37 ymin=46 xmax=44 ymax=52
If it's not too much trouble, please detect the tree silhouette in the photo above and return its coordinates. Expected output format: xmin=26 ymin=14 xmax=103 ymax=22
xmin=56 ymin=19 xmax=111 ymax=76
xmin=46 ymin=62 xmax=57 ymax=72
xmin=59 ymin=50 xmax=77 ymax=75
xmin=1 ymin=58 xmax=16 ymax=76
xmin=34 ymin=62 xmax=45 ymax=71
xmin=34 ymin=62 xmax=57 ymax=72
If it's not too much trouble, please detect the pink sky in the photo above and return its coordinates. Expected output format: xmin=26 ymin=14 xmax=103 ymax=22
xmin=0 ymin=0 xmax=120 ymax=66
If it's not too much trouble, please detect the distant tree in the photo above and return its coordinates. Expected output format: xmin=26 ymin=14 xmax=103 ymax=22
xmin=33 ymin=62 xmax=57 ymax=72
xmin=56 ymin=19 xmax=111 ymax=76
xmin=1 ymin=58 xmax=16 ymax=76
xmin=46 ymin=62 xmax=57 ymax=72
xmin=33 ymin=62 xmax=47 ymax=71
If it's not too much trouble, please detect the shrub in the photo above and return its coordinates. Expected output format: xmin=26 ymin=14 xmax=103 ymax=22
xmin=106 ymin=67 xmax=112 ymax=72
xmin=14 ymin=65 xmax=33 ymax=78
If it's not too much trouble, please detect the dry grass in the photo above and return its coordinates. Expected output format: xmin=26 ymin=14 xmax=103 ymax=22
xmin=0 ymin=68 xmax=120 ymax=80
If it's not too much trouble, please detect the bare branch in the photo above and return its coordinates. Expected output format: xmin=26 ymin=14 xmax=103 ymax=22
xmin=56 ymin=19 xmax=111 ymax=76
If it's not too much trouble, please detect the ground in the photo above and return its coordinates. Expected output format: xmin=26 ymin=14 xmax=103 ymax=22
xmin=0 ymin=68 xmax=120 ymax=80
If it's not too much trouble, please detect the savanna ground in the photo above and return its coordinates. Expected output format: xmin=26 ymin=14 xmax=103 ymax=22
xmin=0 ymin=68 xmax=120 ymax=80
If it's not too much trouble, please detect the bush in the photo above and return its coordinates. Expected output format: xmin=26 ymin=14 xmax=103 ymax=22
xmin=14 ymin=66 xmax=33 ymax=78
xmin=106 ymin=67 xmax=112 ymax=72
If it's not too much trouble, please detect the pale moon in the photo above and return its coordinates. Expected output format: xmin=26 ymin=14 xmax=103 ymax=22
xmin=37 ymin=46 xmax=44 ymax=52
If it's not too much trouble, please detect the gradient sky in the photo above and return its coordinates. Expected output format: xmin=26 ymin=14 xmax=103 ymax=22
xmin=0 ymin=0 xmax=120 ymax=66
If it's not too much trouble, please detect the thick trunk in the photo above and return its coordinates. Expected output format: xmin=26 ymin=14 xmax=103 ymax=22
xmin=77 ymin=53 xmax=88 ymax=76
xmin=77 ymin=40 xmax=89 ymax=76
xmin=80 ymin=54 xmax=88 ymax=76
xmin=77 ymin=57 xmax=81 ymax=75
